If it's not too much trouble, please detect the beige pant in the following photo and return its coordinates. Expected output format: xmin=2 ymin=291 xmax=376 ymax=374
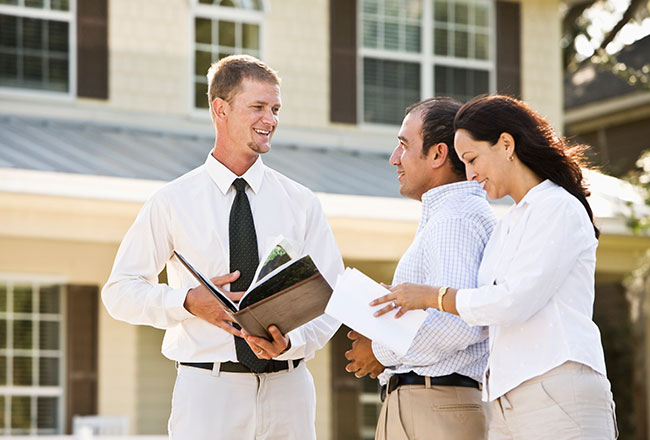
xmin=375 ymin=383 xmax=488 ymax=440
xmin=168 ymin=362 xmax=316 ymax=440
xmin=488 ymin=362 xmax=618 ymax=440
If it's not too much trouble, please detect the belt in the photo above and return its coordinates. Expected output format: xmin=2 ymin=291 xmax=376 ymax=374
xmin=180 ymin=359 xmax=302 ymax=374
xmin=380 ymin=372 xmax=479 ymax=402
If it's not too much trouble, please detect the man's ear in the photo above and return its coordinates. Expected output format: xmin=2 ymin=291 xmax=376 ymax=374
xmin=427 ymin=142 xmax=449 ymax=169
xmin=211 ymin=97 xmax=229 ymax=121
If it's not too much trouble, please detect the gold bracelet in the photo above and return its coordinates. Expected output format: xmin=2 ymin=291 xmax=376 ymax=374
xmin=438 ymin=286 xmax=449 ymax=313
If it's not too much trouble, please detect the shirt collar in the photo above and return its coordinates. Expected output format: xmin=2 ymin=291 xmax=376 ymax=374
xmin=516 ymin=179 xmax=556 ymax=207
xmin=421 ymin=181 xmax=485 ymax=221
xmin=204 ymin=153 xmax=265 ymax=195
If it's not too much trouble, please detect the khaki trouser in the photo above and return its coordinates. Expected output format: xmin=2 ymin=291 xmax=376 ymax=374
xmin=488 ymin=362 xmax=618 ymax=440
xmin=375 ymin=383 xmax=487 ymax=440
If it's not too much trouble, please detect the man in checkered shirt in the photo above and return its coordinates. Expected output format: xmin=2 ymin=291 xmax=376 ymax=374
xmin=345 ymin=97 xmax=497 ymax=440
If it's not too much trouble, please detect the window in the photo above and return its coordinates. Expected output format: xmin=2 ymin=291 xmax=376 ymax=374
xmin=360 ymin=0 xmax=494 ymax=125
xmin=0 ymin=281 xmax=64 ymax=435
xmin=192 ymin=0 xmax=264 ymax=110
xmin=0 ymin=0 xmax=73 ymax=94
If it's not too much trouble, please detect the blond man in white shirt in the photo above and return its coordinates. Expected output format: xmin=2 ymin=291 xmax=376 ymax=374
xmin=102 ymin=55 xmax=343 ymax=440
xmin=372 ymin=95 xmax=618 ymax=439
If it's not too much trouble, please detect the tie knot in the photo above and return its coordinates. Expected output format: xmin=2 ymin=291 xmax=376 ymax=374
xmin=233 ymin=178 xmax=248 ymax=193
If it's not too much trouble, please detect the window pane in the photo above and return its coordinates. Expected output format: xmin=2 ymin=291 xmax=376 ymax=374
xmin=39 ymin=285 xmax=60 ymax=314
xmin=198 ymin=0 xmax=215 ymax=4
xmin=363 ymin=18 xmax=379 ymax=48
xmin=40 ymin=321 xmax=59 ymax=350
xmin=454 ymin=2 xmax=469 ymax=24
xmin=14 ymin=356 xmax=33 ymax=386
xmin=405 ymin=0 xmax=421 ymax=20
xmin=405 ymin=24 xmax=420 ymax=52
xmin=37 ymin=397 xmax=57 ymax=429
xmin=454 ymin=30 xmax=468 ymax=58
xmin=434 ymin=0 xmax=449 ymax=21
xmin=385 ymin=0 xmax=399 ymax=18
xmin=25 ymin=0 xmax=44 ymax=8
xmin=39 ymin=357 xmax=59 ymax=386
xmin=384 ymin=21 xmax=399 ymax=50
xmin=48 ymin=21 xmax=68 ymax=52
xmin=0 ymin=356 xmax=6 ymax=385
xmin=475 ymin=32 xmax=488 ymax=60
xmin=0 ymin=0 xmax=18 ymax=4
xmin=48 ymin=58 xmax=67 ymax=91
xmin=220 ymin=0 xmax=236 ymax=6
xmin=195 ymin=82 xmax=209 ymax=109
xmin=363 ymin=0 xmax=379 ymax=14
xmin=14 ymin=320 xmax=33 ymax=349
xmin=242 ymin=23 xmax=259 ymax=50
xmin=195 ymin=18 xmax=212 ymax=45
xmin=434 ymin=28 xmax=448 ymax=55
xmin=363 ymin=58 xmax=420 ymax=125
xmin=23 ymin=54 xmax=43 ymax=82
xmin=0 ymin=396 xmax=4 ymax=429
xmin=23 ymin=18 xmax=43 ymax=50
xmin=218 ymin=21 xmax=236 ymax=48
xmin=11 ymin=396 xmax=31 ymax=430
xmin=0 ymin=285 xmax=6 ymax=312
xmin=195 ymin=49 xmax=212 ymax=76
xmin=51 ymin=0 xmax=70 ymax=11
xmin=14 ymin=285 xmax=33 ymax=313
xmin=435 ymin=65 xmax=489 ymax=103
xmin=0 ymin=320 xmax=5 ymax=349
xmin=475 ymin=4 xmax=489 ymax=27
xmin=0 ymin=15 xmax=17 ymax=47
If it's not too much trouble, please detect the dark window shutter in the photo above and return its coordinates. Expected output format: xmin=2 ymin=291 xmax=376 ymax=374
xmin=65 ymin=284 xmax=99 ymax=434
xmin=496 ymin=1 xmax=521 ymax=97
xmin=330 ymin=0 xmax=357 ymax=124
xmin=77 ymin=0 xmax=108 ymax=99
xmin=330 ymin=326 xmax=362 ymax=439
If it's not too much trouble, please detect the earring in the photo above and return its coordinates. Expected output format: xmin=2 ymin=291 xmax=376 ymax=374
xmin=508 ymin=156 xmax=514 ymax=161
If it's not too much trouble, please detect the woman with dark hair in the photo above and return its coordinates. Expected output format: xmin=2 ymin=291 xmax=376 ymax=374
xmin=372 ymin=95 xmax=617 ymax=439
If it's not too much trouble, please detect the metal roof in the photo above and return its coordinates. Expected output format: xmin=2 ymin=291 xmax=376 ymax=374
xmin=0 ymin=114 xmax=401 ymax=198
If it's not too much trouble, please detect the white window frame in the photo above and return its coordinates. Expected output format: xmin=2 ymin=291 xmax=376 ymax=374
xmin=0 ymin=275 xmax=67 ymax=436
xmin=0 ymin=0 xmax=76 ymax=102
xmin=357 ymin=0 xmax=496 ymax=128
xmin=188 ymin=0 xmax=268 ymax=118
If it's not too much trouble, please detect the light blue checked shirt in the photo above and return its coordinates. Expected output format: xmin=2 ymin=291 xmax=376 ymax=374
xmin=372 ymin=181 xmax=497 ymax=384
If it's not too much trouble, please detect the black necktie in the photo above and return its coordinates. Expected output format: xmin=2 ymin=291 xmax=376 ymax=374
xmin=229 ymin=178 xmax=271 ymax=373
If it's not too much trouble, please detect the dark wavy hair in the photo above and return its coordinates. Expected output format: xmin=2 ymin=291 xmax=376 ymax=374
xmin=405 ymin=97 xmax=464 ymax=178
xmin=454 ymin=95 xmax=599 ymax=238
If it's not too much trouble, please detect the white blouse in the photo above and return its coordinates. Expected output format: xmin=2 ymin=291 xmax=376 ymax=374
xmin=456 ymin=180 xmax=607 ymax=401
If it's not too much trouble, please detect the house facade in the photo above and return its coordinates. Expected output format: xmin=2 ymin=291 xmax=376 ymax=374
xmin=1 ymin=0 xmax=646 ymax=438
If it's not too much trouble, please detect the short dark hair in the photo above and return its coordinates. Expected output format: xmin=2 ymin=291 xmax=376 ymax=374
xmin=405 ymin=97 xmax=464 ymax=177
xmin=454 ymin=94 xmax=599 ymax=238
xmin=206 ymin=55 xmax=280 ymax=118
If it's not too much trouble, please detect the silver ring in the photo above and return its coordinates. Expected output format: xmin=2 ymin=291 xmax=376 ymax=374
xmin=257 ymin=349 xmax=264 ymax=356
xmin=391 ymin=301 xmax=397 ymax=309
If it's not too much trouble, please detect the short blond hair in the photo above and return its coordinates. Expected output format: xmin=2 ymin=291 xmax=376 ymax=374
xmin=206 ymin=55 xmax=280 ymax=118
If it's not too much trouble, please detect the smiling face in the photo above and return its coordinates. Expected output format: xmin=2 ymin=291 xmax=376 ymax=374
xmin=389 ymin=110 xmax=437 ymax=201
xmin=219 ymin=78 xmax=281 ymax=159
xmin=454 ymin=129 xmax=512 ymax=200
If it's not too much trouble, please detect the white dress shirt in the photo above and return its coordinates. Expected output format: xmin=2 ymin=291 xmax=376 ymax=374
xmin=456 ymin=180 xmax=607 ymax=401
xmin=102 ymin=154 xmax=344 ymax=362
xmin=373 ymin=181 xmax=497 ymax=384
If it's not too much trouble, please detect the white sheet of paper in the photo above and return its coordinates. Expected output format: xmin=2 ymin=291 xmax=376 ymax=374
xmin=325 ymin=268 xmax=428 ymax=356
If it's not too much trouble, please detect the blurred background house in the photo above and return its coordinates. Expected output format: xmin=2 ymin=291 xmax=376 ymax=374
xmin=0 ymin=0 xmax=649 ymax=438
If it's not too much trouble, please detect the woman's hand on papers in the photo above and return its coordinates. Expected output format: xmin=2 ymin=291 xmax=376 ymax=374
xmin=242 ymin=325 xmax=290 ymax=359
xmin=370 ymin=283 xmax=437 ymax=318
xmin=184 ymin=271 xmax=245 ymax=336
xmin=344 ymin=331 xmax=385 ymax=378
